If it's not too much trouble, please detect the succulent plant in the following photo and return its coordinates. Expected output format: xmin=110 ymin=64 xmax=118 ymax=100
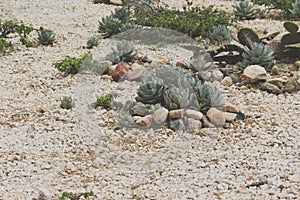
xmin=106 ymin=42 xmax=136 ymax=64
xmin=163 ymin=86 xmax=197 ymax=110
xmin=239 ymin=42 xmax=275 ymax=71
xmin=98 ymin=16 xmax=123 ymax=38
xmin=290 ymin=0 xmax=300 ymax=18
xmin=155 ymin=65 xmax=186 ymax=87
xmin=209 ymin=25 xmax=232 ymax=45
xmin=136 ymin=77 xmax=165 ymax=105
xmin=86 ymin=37 xmax=99 ymax=49
xmin=234 ymin=1 xmax=261 ymax=20
xmin=117 ymin=112 xmax=136 ymax=129
xmin=90 ymin=93 xmax=117 ymax=110
xmin=60 ymin=96 xmax=74 ymax=109
xmin=38 ymin=29 xmax=55 ymax=45
xmin=194 ymin=83 xmax=224 ymax=113
xmin=53 ymin=53 xmax=90 ymax=75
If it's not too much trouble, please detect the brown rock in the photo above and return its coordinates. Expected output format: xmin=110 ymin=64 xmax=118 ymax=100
xmin=127 ymin=65 xmax=148 ymax=81
xmin=130 ymin=102 xmax=150 ymax=116
xmin=169 ymin=109 xmax=185 ymax=119
xmin=260 ymin=82 xmax=283 ymax=94
xmin=206 ymin=108 xmax=225 ymax=127
xmin=186 ymin=118 xmax=202 ymax=133
xmin=110 ymin=62 xmax=128 ymax=82
xmin=222 ymin=76 xmax=233 ymax=87
xmin=242 ymin=65 xmax=268 ymax=82
xmin=282 ymin=78 xmax=300 ymax=93
xmin=201 ymin=115 xmax=214 ymax=128
xmin=185 ymin=109 xmax=203 ymax=120
xmin=110 ymin=0 xmax=122 ymax=5
xmin=223 ymin=104 xmax=240 ymax=113
xmin=135 ymin=115 xmax=152 ymax=128
xmin=267 ymin=78 xmax=285 ymax=89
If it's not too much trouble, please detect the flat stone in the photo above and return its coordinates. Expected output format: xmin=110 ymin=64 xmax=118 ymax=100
xmin=267 ymin=78 xmax=285 ymax=89
xmin=222 ymin=76 xmax=233 ymax=87
xmin=242 ymin=65 xmax=268 ymax=83
xmin=223 ymin=104 xmax=240 ymax=113
xmin=283 ymin=78 xmax=300 ymax=93
xmin=185 ymin=109 xmax=203 ymax=120
xmin=130 ymin=102 xmax=150 ymax=116
xmin=260 ymin=82 xmax=283 ymax=94
xmin=206 ymin=108 xmax=226 ymax=127
xmin=169 ymin=109 xmax=185 ymax=119
xmin=135 ymin=115 xmax=152 ymax=128
xmin=110 ymin=0 xmax=122 ymax=5
xmin=153 ymin=107 xmax=169 ymax=124
xmin=186 ymin=118 xmax=202 ymax=133
xmin=223 ymin=112 xmax=238 ymax=122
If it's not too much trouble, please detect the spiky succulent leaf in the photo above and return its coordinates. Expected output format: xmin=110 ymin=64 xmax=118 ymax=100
xmin=239 ymin=42 xmax=275 ymax=71
xmin=234 ymin=1 xmax=260 ymax=20
xmin=38 ymin=29 xmax=55 ymax=45
xmin=155 ymin=65 xmax=185 ymax=87
xmin=209 ymin=25 xmax=232 ymax=45
xmin=136 ymin=78 xmax=165 ymax=104
xmin=98 ymin=16 xmax=123 ymax=38
xmin=194 ymin=83 xmax=224 ymax=113
xmin=163 ymin=86 xmax=197 ymax=110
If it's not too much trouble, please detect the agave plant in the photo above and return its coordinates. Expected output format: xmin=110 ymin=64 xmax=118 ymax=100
xmin=106 ymin=42 xmax=136 ymax=64
xmin=117 ymin=112 xmax=136 ymax=129
xmin=98 ymin=16 xmax=123 ymax=38
xmin=290 ymin=0 xmax=300 ymax=18
xmin=163 ymin=86 xmax=197 ymax=110
xmin=38 ymin=29 xmax=55 ymax=45
xmin=155 ymin=65 xmax=185 ymax=87
xmin=234 ymin=1 xmax=261 ymax=20
xmin=239 ymin=42 xmax=275 ymax=72
xmin=136 ymin=77 xmax=165 ymax=104
xmin=86 ymin=37 xmax=99 ymax=49
xmin=60 ymin=96 xmax=74 ymax=109
xmin=194 ymin=83 xmax=224 ymax=113
xmin=209 ymin=25 xmax=232 ymax=45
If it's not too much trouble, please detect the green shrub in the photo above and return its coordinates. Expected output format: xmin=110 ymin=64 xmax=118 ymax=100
xmin=90 ymin=92 xmax=117 ymax=109
xmin=53 ymin=53 xmax=90 ymax=75
xmin=0 ymin=38 xmax=12 ymax=54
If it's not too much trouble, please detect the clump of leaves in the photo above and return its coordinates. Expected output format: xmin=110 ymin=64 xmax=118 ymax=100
xmin=86 ymin=36 xmax=99 ymax=49
xmin=105 ymin=42 xmax=136 ymax=64
xmin=0 ymin=19 xmax=18 ymax=38
xmin=53 ymin=53 xmax=90 ymax=75
xmin=0 ymin=38 xmax=12 ymax=54
xmin=134 ymin=5 xmax=231 ymax=39
xmin=59 ymin=190 xmax=94 ymax=200
xmin=238 ymin=42 xmax=275 ymax=71
xmin=90 ymin=92 xmax=117 ymax=109
xmin=15 ymin=21 xmax=34 ymax=47
xmin=60 ymin=96 xmax=74 ymax=109
xmin=233 ymin=1 xmax=262 ymax=20
xmin=209 ymin=25 xmax=232 ymax=45
xmin=38 ymin=27 xmax=55 ymax=45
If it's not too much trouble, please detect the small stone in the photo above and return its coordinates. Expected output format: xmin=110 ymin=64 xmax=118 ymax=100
xmin=130 ymin=102 xmax=150 ymax=116
xmin=283 ymin=78 xmax=300 ymax=93
xmin=153 ymin=107 xmax=169 ymax=124
xmin=267 ymin=78 xmax=285 ymax=89
xmin=206 ymin=108 xmax=225 ymax=127
xmin=223 ymin=112 xmax=238 ymax=122
xmin=135 ymin=115 xmax=152 ymax=128
xmin=242 ymin=65 xmax=268 ymax=82
xmin=260 ymin=82 xmax=283 ymax=94
xmin=110 ymin=0 xmax=122 ymax=5
xmin=185 ymin=109 xmax=203 ymax=120
xmin=222 ymin=76 xmax=233 ymax=87
xmin=169 ymin=109 xmax=184 ymax=119
xmin=201 ymin=115 xmax=215 ymax=128
xmin=212 ymin=69 xmax=224 ymax=82
xmin=127 ymin=66 xmax=148 ymax=81
xmin=271 ymin=65 xmax=280 ymax=75
xmin=186 ymin=118 xmax=202 ymax=133
xmin=109 ymin=62 xmax=128 ymax=82
xmin=223 ymin=104 xmax=240 ymax=113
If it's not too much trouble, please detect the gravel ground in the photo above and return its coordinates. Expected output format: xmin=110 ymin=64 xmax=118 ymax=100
xmin=0 ymin=0 xmax=299 ymax=199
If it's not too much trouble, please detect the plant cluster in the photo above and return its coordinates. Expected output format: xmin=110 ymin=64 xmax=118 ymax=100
xmin=38 ymin=27 xmax=56 ymax=45
xmin=234 ymin=1 xmax=262 ymax=20
xmin=97 ymin=1 xmax=231 ymax=40
xmin=106 ymin=42 xmax=136 ymax=64
xmin=59 ymin=190 xmax=94 ymax=200
xmin=53 ymin=53 xmax=90 ymax=75
xmin=89 ymin=92 xmax=121 ymax=110
xmin=60 ymin=96 xmax=75 ymax=109
xmin=86 ymin=36 xmax=99 ymax=49
xmin=209 ymin=25 xmax=232 ymax=45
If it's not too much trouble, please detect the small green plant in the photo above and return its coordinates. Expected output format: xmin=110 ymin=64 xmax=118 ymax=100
xmin=60 ymin=96 xmax=74 ymax=109
xmin=0 ymin=38 xmax=12 ymax=54
xmin=86 ymin=36 xmax=99 ymax=49
xmin=290 ymin=0 xmax=300 ymax=18
xmin=15 ymin=21 xmax=34 ymax=47
xmin=136 ymin=77 xmax=165 ymax=104
xmin=238 ymin=42 xmax=275 ymax=71
xmin=59 ymin=190 xmax=94 ymax=200
xmin=117 ymin=112 xmax=136 ymax=129
xmin=105 ymin=42 xmax=136 ymax=64
xmin=90 ymin=92 xmax=117 ymax=109
xmin=234 ymin=1 xmax=261 ymax=20
xmin=53 ymin=53 xmax=89 ymax=75
xmin=0 ymin=19 xmax=18 ymax=38
xmin=209 ymin=25 xmax=232 ymax=45
xmin=38 ymin=28 xmax=55 ymax=45
xmin=163 ymin=86 xmax=197 ymax=110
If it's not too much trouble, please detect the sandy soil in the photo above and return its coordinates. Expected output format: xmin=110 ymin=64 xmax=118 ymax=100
xmin=0 ymin=0 xmax=299 ymax=199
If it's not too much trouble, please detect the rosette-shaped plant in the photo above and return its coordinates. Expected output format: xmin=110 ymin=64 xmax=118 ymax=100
xmin=239 ymin=42 xmax=275 ymax=72
xmin=163 ymin=86 xmax=197 ymax=110
xmin=155 ymin=65 xmax=185 ymax=87
xmin=234 ymin=1 xmax=260 ymax=20
xmin=136 ymin=77 xmax=165 ymax=104
xmin=209 ymin=25 xmax=232 ymax=44
xmin=290 ymin=0 xmax=300 ymax=18
xmin=38 ymin=29 xmax=55 ymax=45
xmin=86 ymin=37 xmax=99 ymax=49
xmin=106 ymin=42 xmax=136 ymax=64
xmin=194 ymin=83 xmax=224 ymax=113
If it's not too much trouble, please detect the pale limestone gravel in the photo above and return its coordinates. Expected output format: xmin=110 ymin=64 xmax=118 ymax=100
xmin=0 ymin=0 xmax=300 ymax=199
